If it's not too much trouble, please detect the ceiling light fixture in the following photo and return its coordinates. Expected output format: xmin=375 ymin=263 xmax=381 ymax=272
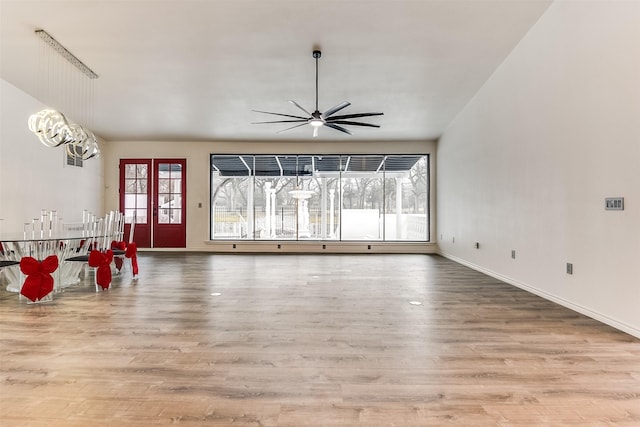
xmin=27 ymin=29 xmax=100 ymax=160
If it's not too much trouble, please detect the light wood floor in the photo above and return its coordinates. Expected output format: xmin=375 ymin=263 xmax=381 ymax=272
xmin=1 ymin=253 xmax=638 ymax=426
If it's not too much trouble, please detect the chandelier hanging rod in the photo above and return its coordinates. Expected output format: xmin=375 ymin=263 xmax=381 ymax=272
xmin=35 ymin=29 xmax=98 ymax=79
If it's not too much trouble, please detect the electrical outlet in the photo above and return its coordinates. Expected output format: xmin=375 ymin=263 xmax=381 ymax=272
xmin=566 ymin=263 xmax=573 ymax=275
xmin=511 ymin=250 xmax=516 ymax=259
xmin=474 ymin=242 xmax=480 ymax=249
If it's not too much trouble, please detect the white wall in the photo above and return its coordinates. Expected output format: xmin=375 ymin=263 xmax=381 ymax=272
xmin=0 ymin=78 xmax=103 ymax=232
xmin=437 ymin=1 xmax=640 ymax=337
xmin=103 ymin=140 xmax=436 ymax=252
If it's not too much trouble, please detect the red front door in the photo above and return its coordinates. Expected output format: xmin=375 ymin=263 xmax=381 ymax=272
xmin=119 ymin=159 xmax=186 ymax=248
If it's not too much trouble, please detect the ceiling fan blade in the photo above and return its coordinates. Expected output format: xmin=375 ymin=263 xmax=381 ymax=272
xmin=324 ymin=123 xmax=352 ymax=135
xmin=313 ymin=126 xmax=319 ymax=138
xmin=252 ymin=119 xmax=309 ymax=124
xmin=326 ymin=112 xmax=384 ymax=121
xmin=328 ymin=120 xmax=380 ymax=128
xmin=322 ymin=101 xmax=350 ymax=118
xmin=288 ymin=100 xmax=312 ymax=117
xmin=252 ymin=110 xmax=309 ymax=120
xmin=276 ymin=122 xmax=310 ymax=133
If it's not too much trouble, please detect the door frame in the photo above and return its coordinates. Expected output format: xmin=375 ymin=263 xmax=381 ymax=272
xmin=119 ymin=158 xmax=187 ymax=248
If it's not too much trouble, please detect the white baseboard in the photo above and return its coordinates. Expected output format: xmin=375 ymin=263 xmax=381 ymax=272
xmin=439 ymin=251 xmax=640 ymax=340
xmin=201 ymin=241 xmax=438 ymax=254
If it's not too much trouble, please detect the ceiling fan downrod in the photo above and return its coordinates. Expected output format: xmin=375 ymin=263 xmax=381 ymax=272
xmin=313 ymin=50 xmax=321 ymax=112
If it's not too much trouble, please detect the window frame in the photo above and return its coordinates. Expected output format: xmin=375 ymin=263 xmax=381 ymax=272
xmin=210 ymin=154 xmax=430 ymax=242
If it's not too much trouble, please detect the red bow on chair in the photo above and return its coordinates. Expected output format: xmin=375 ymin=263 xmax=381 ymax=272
xmin=111 ymin=240 xmax=126 ymax=271
xmin=125 ymin=242 xmax=138 ymax=276
xmin=19 ymin=255 xmax=59 ymax=302
xmin=89 ymin=249 xmax=114 ymax=289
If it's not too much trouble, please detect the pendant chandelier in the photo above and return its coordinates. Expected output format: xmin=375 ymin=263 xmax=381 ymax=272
xmin=27 ymin=29 xmax=100 ymax=160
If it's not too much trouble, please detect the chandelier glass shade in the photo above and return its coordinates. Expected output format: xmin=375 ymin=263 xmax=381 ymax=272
xmin=28 ymin=109 xmax=71 ymax=147
xmin=66 ymin=123 xmax=100 ymax=160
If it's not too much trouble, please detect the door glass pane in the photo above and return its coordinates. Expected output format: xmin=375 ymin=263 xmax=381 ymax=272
xmin=126 ymin=179 xmax=137 ymax=193
xmin=125 ymin=165 xmax=136 ymax=178
xmin=137 ymin=165 xmax=148 ymax=177
xmin=158 ymin=179 xmax=170 ymax=192
xmin=124 ymin=191 xmax=137 ymax=206
xmin=170 ymin=209 xmax=182 ymax=224
xmin=158 ymin=205 xmax=170 ymax=223
xmin=125 ymin=209 xmax=136 ymax=222
xmin=171 ymin=179 xmax=182 ymax=193
xmin=136 ymin=194 xmax=147 ymax=207
xmin=157 ymin=194 xmax=172 ymax=225
xmin=136 ymin=209 xmax=147 ymax=224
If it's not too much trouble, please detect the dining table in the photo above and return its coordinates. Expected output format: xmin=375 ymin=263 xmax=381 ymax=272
xmin=0 ymin=229 xmax=100 ymax=295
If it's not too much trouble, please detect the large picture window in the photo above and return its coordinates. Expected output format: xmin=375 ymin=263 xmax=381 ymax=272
xmin=210 ymin=154 xmax=429 ymax=242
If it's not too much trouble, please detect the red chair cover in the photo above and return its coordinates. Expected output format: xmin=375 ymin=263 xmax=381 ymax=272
xmin=19 ymin=255 xmax=59 ymax=302
xmin=111 ymin=240 xmax=126 ymax=271
xmin=125 ymin=242 xmax=138 ymax=276
xmin=89 ymin=249 xmax=114 ymax=289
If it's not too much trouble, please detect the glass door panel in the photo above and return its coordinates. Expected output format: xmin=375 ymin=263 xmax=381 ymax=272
xmin=153 ymin=160 xmax=186 ymax=248
xmin=120 ymin=159 xmax=151 ymax=247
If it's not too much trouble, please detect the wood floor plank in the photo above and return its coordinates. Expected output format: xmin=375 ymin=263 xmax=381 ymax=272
xmin=1 ymin=253 xmax=638 ymax=426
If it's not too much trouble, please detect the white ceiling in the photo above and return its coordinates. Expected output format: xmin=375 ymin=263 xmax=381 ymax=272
xmin=0 ymin=0 xmax=552 ymax=142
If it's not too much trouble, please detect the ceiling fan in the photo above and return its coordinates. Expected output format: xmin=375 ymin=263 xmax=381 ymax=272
xmin=252 ymin=50 xmax=383 ymax=137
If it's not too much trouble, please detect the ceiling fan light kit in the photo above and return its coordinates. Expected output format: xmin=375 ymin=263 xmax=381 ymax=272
xmin=252 ymin=50 xmax=383 ymax=137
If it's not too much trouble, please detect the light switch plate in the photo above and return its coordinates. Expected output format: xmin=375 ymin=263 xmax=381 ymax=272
xmin=605 ymin=197 xmax=624 ymax=210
